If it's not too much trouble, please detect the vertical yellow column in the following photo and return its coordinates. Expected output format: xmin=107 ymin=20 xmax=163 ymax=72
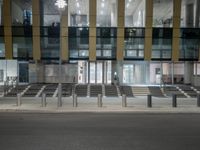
xmin=3 ymin=0 xmax=12 ymax=59
xmin=89 ymin=0 xmax=96 ymax=61
xmin=172 ymin=0 xmax=181 ymax=61
xmin=32 ymin=0 xmax=41 ymax=61
xmin=144 ymin=0 xmax=153 ymax=61
xmin=61 ymin=9 xmax=68 ymax=61
xmin=117 ymin=0 xmax=125 ymax=61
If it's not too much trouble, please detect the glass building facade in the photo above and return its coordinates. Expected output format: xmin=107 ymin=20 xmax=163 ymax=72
xmin=0 ymin=0 xmax=200 ymax=85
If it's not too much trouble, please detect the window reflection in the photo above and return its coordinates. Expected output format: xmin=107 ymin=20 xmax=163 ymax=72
xmin=12 ymin=0 xmax=32 ymax=26
xmin=181 ymin=0 xmax=200 ymax=28
xmin=153 ymin=0 xmax=173 ymax=27
xmin=125 ymin=0 xmax=145 ymax=27
xmin=68 ymin=0 xmax=89 ymax=27
xmin=96 ymin=0 xmax=117 ymax=27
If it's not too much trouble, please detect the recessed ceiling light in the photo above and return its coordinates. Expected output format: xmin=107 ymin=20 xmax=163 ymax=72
xmin=129 ymin=0 xmax=132 ymax=2
xmin=78 ymin=10 xmax=81 ymax=14
xmin=77 ymin=2 xmax=80 ymax=7
xmin=100 ymin=11 xmax=103 ymax=15
xmin=101 ymin=2 xmax=105 ymax=7
xmin=126 ymin=3 xmax=129 ymax=8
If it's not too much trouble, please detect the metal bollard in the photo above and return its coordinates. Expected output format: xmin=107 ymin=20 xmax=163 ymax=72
xmin=197 ymin=94 xmax=200 ymax=107
xmin=122 ymin=94 xmax=127 ymax=107
xmin=17 ymin=93 xmax=21 ymax=106
xmin=41 ymin=93 xmax=46 ymax=107
xmin=147 ymin=94 xmax=152 ymax=108
xmin=172 ymin=94 xmax=177 ymax=107
xmin=73 ymin=94 xmax=77 ymax=107
xmin=97 ymin=94 xmax=103 ymax=107
xmin=57 ymin=83 xmax=62 ymax=107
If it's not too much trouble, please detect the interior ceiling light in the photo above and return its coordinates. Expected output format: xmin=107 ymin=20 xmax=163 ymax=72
xmin=55 ymin=0 xmax=67 ymax=9
xmin=100 ymin=10 xmax=103 ymax=15
xmin=129 ymin=0 xmax=132 ymax=2
xmin=126 ymin=3 xmax=129 ymax=8
xmin=102 ymin=0 xmax=105 ymax=2
xmin=77 ymin=2 xmax=80 ymax=7
xmin=78 ymin=10 xmax=81 ymax=14
xmin=101 ymin=2 xmax=105 ymax=7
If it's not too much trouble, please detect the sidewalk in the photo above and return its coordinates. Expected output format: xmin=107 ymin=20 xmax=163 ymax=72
xmin=0 ymin=96 xmax=200 ymax=113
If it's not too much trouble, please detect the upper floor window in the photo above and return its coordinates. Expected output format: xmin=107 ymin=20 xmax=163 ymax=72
xmin=0 ymin=0 xmax=3 ymax=26
xmin=40 ymin=0 xmax=66 ymax=26
xmin=96 ymin=0 xmax=117 ymax=27
xmin=180 ymin=0 xmax=200 ymax=28
xmin=12 ymin=0 xmax=32 ymax=26
xmin=153 ymin=0 xmax=173 ymax=27
xmin=125 ymin=0 xmax=145 ymax=27
xmin=68 ymin=0 xmax=89 ymax=27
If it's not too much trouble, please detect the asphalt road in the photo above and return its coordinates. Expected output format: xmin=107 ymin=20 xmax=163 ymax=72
xmin=0 ymin=113 xmax=200 ymax=150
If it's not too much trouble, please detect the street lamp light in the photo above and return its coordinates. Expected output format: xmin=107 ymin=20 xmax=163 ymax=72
xmin=55 ymin=0 xmax=67 ymax=107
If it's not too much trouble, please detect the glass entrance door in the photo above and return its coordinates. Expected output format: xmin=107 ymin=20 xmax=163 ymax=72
xmin=78 ymin=61 xmax=111 ymax=84
xmin=123 ymin=64 xmax=134 ymax=84
xmin=89 ymin=62 xmax=103 ymax=83
xmin=123 ymin=62 xmax=149 ymax=85
xmin=18 ymin=62 xmax=29 ymax=83
xmin=90 ymin=62 xmax=96 ymax=83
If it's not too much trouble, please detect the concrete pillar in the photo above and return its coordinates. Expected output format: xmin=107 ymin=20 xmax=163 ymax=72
xmin=184 ymin=62 xmax=193 ymax=84
xmin=32 ymin=0 xmax=41 ymax=61
xmin=117 ymin=0 xmax=125 ymax=61
xmin=172 ymin=0 xmax=181 ymax=61
xmin=144 ymin=0 xmax=153 ymax=61
xmin=89 ymin=0 xmax=96 ymax=61
xmin=3 ymin=0 xmax=12 ymax=59
xmin=61 ymin=8 xmax=68 ymax=61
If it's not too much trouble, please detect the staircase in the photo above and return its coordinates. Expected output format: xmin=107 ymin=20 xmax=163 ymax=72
xmin=132 ymin=86 xmax=150 ymax=96
xmin=104 ymin=85 xmax=118 ymax=97
xmin=120 ymin=86 xmax=134 ymax=97
xmin=90 ymin=84 xmax=102 ymax=97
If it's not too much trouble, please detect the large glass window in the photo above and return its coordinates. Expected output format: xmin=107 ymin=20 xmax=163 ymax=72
xmin=96 ymin=28 xmax=117 ymax=59
xmin=96 ymin=0 xmax=117 ymax=27
xmin=179 ymin=28 xmax=200 ymax=60
xmin=181 ymin=0 xmax=200 ymax=28
xmin=13 ymin=37 xmax=33 ymax=59
xmin=12 ymin=26 xmax=33 ymax=59
xmin=153 ymin=0 xmax=173 ymax=27
xmin=0 ymin=27 xmax=4 ymax=58
xmin=69 ymin=27 xmax=89 ymax=59
xmin=125 ymin=0 xmax=145 ymax=27
xmin=40 ymin=0 xmax=64 ymax=26
xmin=11 ymin=0 xmax=32 ymax=26
xmin=68 ymin=0 xmax=89 ymax=27
xmin=40 ymin=32 xmax=59 ymax=59
xmin=0 ymin=37 xmax=5 ymax=58
xmin=124 ymin=28 xmax=145 ymax=59
xmin=0 ymin=0 xmax=3 ymax=25
xmin=152 ymin=28 xmax=172 ymax=59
